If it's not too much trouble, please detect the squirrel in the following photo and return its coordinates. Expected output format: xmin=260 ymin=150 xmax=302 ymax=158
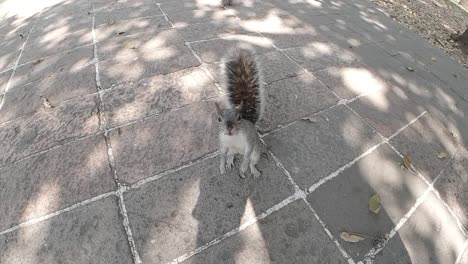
xmin=215 ymin=48 xmax=265 ymax=179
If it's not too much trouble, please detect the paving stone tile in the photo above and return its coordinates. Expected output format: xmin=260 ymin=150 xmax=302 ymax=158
xmin=176 ymin=20 xmax=250 ymax=42
xmin=0 ymin=135 xmax=115 ymax=230
xmin=159 ymin=0 xmax=200 ymax=14
xmin=102 ymin=67 xmax=218 ymax=127
xmin=29 ymin=14 xmax=92 ymax=44
xmin=93 ymin=0 xmax=155 ymax=12
xmin=0 ymin=65 xmax=96 ymax=123
xmin=433 ymin=145 xmax=468 ymax=230
xmin=11 ymin=45 xmax=94 ymax=89
xmin=0 ymin=38 xmax=20 ymax=72
xmin=0 ymin=70 xmax=11 ymax=93
xmin=372 ymin=236 xmax=412 ymax=264
xmin=20 ymin=30 xmax=93 ymax=64
xmin=109 ymin=100 xmax=218 ymax=184
xmin=307 ymin=144 xmax=428 ymax=260
xmin=389 ymin=113 xmax=458 ymax=181
xmin=95 ymin=4 xmax=162 ymax=27
xmin=190 ymin=34 xmax=274 ymax=64
xmin=0 ymin=95 xmax=100 ymax=167
xmin=345 ymin=15 xmax=402 ymax=44
xmin=390 ymin=53 xmax=449 ymax=89
xmin=96 ymin=16 xmax=171 ymax=42
xmin=168 ymin=9 xmax=237 ymax=27
xmin=314 ymin=63 xmax=388 ymax=99
xmin=351 ymin=43 xmax=394 ymax=65
xmin=0 ymin=197 xmax=132 ymax=264
xmin=373 ymin=192 xmax=467 ymax=264
xmin=125 ymin=155 xmax=295 ymax=263
xmin=393 ymin=71 xmax=468 ymax=147
xmin=184 ymin=200 xmax=347 ymax=264
xmin=263 ymin=28 xmax=326 ymax=50
xmin=99 ymin=44 xmax=200 ymax=88
xmin=264 ymin=104 xmax=381 ymax=189
xmin=347 ymin=86 xmax=425 ymax=138
xmin=269 ymin=0 xmax=361 ymax=15
xmin=225 ymin=1 xmax=277 ymax=20
xmin=283 ymin=41 xmax=359 ymax=73
xmin=256 ymin=51 xmax=303 ymax=83
xmin=0 ymin=16 xmax=34 ymax=44
xmin=317 ymin=23 xmax=371 ymax=48
xmin=39 ymin=0 xmax=93 ymax=18
xmin=97 ymin=28 xmax=185 ymax=61
xmin=257 ymin=73 xmax=339 ymax=132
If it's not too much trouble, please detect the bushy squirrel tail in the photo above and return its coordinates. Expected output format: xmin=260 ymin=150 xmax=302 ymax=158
xmin=223 ymin=48 xmax=264 ymax=124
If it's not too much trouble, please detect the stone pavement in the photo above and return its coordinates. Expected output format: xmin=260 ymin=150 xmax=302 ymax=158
xmin=0 ymin=0 xmax=467 ymax=263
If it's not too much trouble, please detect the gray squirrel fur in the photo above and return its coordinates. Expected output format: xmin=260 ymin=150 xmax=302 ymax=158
xmin=215 ymin=48 xmax=265 ymax=179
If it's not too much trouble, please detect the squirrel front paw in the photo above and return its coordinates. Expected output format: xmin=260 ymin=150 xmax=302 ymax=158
xmin=226 ymin=158 xmax=234 ymax=172
xmin=240 ymin=159 xmax=249 ymax=174
xmin=250 ymin=165 xmax=261 ymax=180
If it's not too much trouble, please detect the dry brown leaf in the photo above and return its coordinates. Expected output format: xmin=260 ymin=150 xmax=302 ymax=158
xmin=107 ymin=19 xmax=116 ymax=25
xmin=437 ymin=152 xmax=448 ymax=159
xmin=124 ymin=40 xmax=139 ymax=49
xmin=368 ymin=193 xmax=381 ymax=214
xmin=40 ymin=96 xmax=53 ymax=109
xmin=403 ymin=155 xmax=412 ymax=170
xmin=340 ymin=232 xmax=366 ymax=243
xmin=302 ymin=116 xmax=319 ymax=123
xmin=32 ymin=58 xmax=44 ymax=65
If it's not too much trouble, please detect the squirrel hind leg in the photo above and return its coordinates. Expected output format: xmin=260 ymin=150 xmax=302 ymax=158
xmin=250 ymin=151 xmax=261 ymax=180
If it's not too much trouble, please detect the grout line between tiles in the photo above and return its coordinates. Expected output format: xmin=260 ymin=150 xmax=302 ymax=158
xmin=0 ymin=13 xmax=41 ymax=111
xmin=91 ymin=5 xmax=141 ymax=264
xmin=359 ymin=145 xmax=458 ymax=263
xmin=116 ymin=190 xmax=143 ymax=264
xmin=303 ymin=198 xmax=356 ymax=264
xmin=346 ymin=103 xmax=468 ymax=240
xmin=166 ymin=192 xmax=304 ymax=264
xmin=454 ymin=239 xmax=468 ymax=264
xmin=155 ymin=1 xmax=224 ymax=95
xmin=0 ymin=191 xmax=115 ymax=236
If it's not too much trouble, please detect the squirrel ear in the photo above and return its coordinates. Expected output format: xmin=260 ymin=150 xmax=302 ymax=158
xmin=214 ymin=102 xmax=222 ymax=115
xmin=235 ymin=101 xmax=243 ymax=111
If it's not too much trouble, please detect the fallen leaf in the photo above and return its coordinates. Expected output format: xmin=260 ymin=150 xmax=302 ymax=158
xmin=32 ymin=58 xmax=44 ymax=65
xmin=118 ymin=31 xmax=126 ymax=35
xmin=340 ymin=232 xmax=366 ymax=243
xmin=402 ymin=155 xmax=412 ymax=170
xmin=125 ymin=40 xmax=139 ymax=49
xmin=437 ymin=152 xmax=448 ymax=159
xmin=406 ymin=67 xmax=414 ymax=72
xmin=368 ymin=193 xmax=381 ymax=214
xmin=40 ymin=96 xmax=53 ymax=109
xmin=302 ymin=116 xmax=319 ymax=123
xmin=107 ymin=19 xmax=115 ymax=25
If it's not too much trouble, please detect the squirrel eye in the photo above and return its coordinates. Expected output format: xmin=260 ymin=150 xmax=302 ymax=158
xmin=218 ymin=117 xmax=221 ymax=122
